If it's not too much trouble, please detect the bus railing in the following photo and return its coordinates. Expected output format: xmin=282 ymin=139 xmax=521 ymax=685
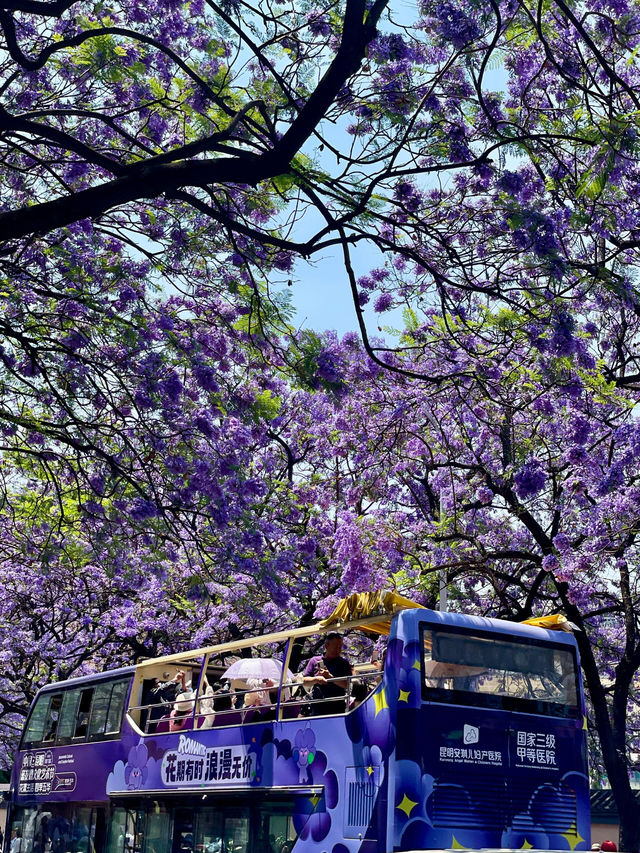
xmin=129 ymin=670 xmax=383 ymax=734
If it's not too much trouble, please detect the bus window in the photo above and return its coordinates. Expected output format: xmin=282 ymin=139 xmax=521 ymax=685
xmin=89 ymin=680 xmax=129 ymax=740
xmin=22 ymin=695 xmax=52 ymax=746
xmin=88 ymin=684 xmax=112 ymax=739
xmin=255 ymin=805 xmax=297 ymax=853
xmin=108 ymin=809 xmax=143 ymax=853
xmin=422 ymin=626 xmax=580 ymax=716
xmin=105 ymin=681 xmax=130 ymax=735
xmin=107 ymin=808 xmax=127 ymax=853
xmin=144 ymin=803 xmax=171 ymax=853
xmin=56 ymin=690 xmax=82 ymax=742
xmin=74 ymin=689 xmax=94 ymax=739
xmin=172 ymin=808 xmax=194 ymax=853
xmin=42 ymin=694 xmax=63 ymax=743
xmin=221 ymin=809 xmax=249 ymax=853
xmin=8 ymin=804 xmax=102 ymax=853
xmin=73 ymin=807 xmax=94 ymax=853
xmin=194 ymin=808 xmax=222 ymax=853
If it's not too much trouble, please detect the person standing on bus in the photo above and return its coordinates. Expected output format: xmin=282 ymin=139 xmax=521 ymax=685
xmin=148 ymin=669 xmax=189 ymax=728
xmin=302 ymin=633 xmax=353 ymax=714
xmin=154 ymin=670 xmax=188 ymax=702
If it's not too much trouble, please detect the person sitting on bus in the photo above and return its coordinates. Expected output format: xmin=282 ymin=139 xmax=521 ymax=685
xmin=348 ymin=679 xmax=369 ymax=710
xmin=212 ymin=682 xmax=238 ymax=724
xmin=243 ymin=677 xmax=276 ymax=721
xmin=301 ymin=633 xmax=353 ymax=715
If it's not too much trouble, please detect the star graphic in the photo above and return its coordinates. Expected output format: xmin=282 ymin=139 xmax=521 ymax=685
xmin=413 ymin=659 xmax=421 ymax=670
xmin=562 ymin=823 xmax=584 ymax=850
xmin=451 ymin=835 xmax=469 ymax=849
xmin=521 ymin=840 xmax=533 ymax=849
xmin=374 ymin=688 xmax=389 ymax=715
xmin=397 ymin=793 xmax=418 ymax=817
xmin=399 ymin=689 xmax=410 ymax=702
xmin=366 ymin=765 xmax=374 ymax=776
xmin=310 ymin=795 xmax=321 ymax=809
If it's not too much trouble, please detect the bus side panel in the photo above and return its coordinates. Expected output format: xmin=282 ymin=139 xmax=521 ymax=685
xmin=392 ymin=702 xmax=590 ymax=852
xmin=11 ymin=693 xmax=396 ymax=853
xmin=13 ymin=740 xmax=129 ymax=806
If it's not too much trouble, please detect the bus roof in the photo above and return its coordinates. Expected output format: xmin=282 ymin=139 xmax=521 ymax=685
xmin=36 ymin=664 xmax=136 ymax=693
xmin=399 ymin=607 xmax=579 ymax=646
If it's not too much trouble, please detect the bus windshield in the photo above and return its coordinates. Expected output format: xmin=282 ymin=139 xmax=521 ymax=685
xmin=422 ymin=624 xmax=579 ymax=717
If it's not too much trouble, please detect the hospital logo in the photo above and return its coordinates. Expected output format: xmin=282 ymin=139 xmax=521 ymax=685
xmin=463 ymin=724 xmax=479 ymax=744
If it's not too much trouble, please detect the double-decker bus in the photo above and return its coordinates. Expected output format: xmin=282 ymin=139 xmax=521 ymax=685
xmin=6 ymin=593 xmax=590 ymax=853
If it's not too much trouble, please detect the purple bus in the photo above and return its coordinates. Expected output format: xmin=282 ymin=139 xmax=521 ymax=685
xmin=7 ymin=596 xmax=590 ymax=853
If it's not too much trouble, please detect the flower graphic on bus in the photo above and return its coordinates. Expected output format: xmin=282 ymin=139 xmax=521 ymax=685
xmin=293 ymin=727 xmax=316 ymax=784
xmin=124 ymin=742 xmax=149 ymax=790
xmin=292 ymin=750 xmax=338 ymax=843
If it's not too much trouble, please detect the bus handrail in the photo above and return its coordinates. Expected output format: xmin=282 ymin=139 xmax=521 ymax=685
xmin=128 ymin=671 xmax=382 ymax=733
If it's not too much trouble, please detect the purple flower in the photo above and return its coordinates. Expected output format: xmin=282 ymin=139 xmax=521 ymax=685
xmin=513 ymin=459 xmax=546 ymax=498
xmin=118 ymin=285 xmax=137 ymax=304
xmin=316 ymin=349 xmax=343 ymax=385
xmin=89 ymin=475 xmax=106 ymax=496
xmin=273 ymin=251 xmax=294 ymax=272
xmin=553 ymin=533 xmax=571 ymax=553
xmin=129 ymin=498 xmax=158 ymax=521
xmin=393 ymin=180 xmax=423 ymax=211
xmin=597 ymin=463 xmax=625 ymax=496
xmin=306 ymin=11 xmax=331 ymax=36
xmin=161 ymin=370 xmax=182 ymax=404
xmin=194 ymin=363 xmax=219 ymax=392
xmin=498 ymin=171 xmax=525 ymax=197
xmin=194 ymin=414 xmax=214 ymax=438
xmin=476 ymin=486 xmax=494 ymax=505
xmin=549 ymin=312 xmax=576 ymax=356
xmin=434 ymin=2 xmax=480 ymax=49
xmin=374 ymin=293 xmax=394 ymax=313
xmin=542 ymin=554 xmax=559 ymax=572
xmin=571 ymin=417 xmax=591 ymax=445
xmin=61 ymin=330 xmax=88 ymax=351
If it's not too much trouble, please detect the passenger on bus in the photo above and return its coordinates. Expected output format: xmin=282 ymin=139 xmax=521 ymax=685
xmin=211 ymin=682 xmax=238 ymax=724
xmin=301 ymin=632 xmax=353 ymax=715
xmin=170 ymin=674 xmax=196 ymax=730
xmin=243 ymin=677 xmax=277 ymax=721
xmin=10 ymin=829 xmax=22 ymax=853
xmin=152 ymin=670 xmax=189 ymax=706
xmin=197 ymin=676 xmax=216 ymax=729
xmin=348 ymin=679 xmax=368 ymax=710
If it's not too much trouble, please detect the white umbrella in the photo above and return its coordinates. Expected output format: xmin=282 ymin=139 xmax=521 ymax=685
xmin=221 ymin=657 xmax=293 ymax=682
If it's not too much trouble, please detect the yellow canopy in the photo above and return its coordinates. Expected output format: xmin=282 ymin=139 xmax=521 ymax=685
xmin=521 ymin=613 xmax=578 ymax=632
xmin=318 ymin=590 xmax=422 ymax=636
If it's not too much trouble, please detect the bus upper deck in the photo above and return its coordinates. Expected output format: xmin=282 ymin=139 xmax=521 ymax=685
xmin=9 ymin=593 xmax=590 ymax=853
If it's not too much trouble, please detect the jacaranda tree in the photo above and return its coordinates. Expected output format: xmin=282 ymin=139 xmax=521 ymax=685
xmin=4 ymin=0 xmax=640 ymax=846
